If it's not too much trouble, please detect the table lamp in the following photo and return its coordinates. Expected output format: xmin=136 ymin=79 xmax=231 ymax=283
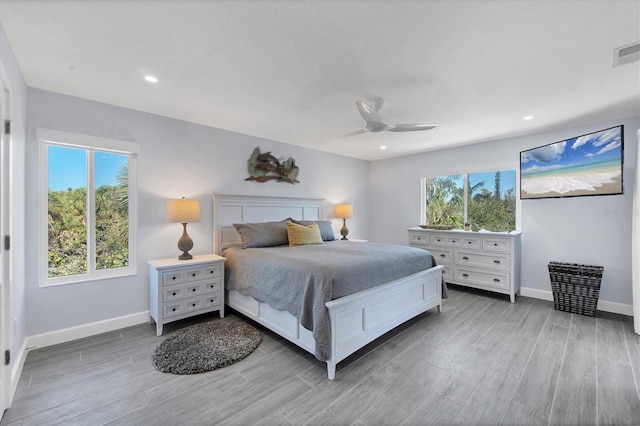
xmin=166 ymin=197 xmax=201 ymax=260
xmin=334 ymin=204 xmax=353 ymax=240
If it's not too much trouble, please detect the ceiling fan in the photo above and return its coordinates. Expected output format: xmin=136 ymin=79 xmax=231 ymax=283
xmin=344 ymin=98 xmax=438 ymax=136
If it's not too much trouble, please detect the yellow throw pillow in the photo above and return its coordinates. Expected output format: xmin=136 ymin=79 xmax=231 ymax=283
xmin=287 ymin=222 xmax=324 ymax=247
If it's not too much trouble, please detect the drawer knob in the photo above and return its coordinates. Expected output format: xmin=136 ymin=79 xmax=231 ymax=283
xmin=437 ymin=239 xmax=441 ymax=242
xmin=172 ymin=277 xmax=176 ymax=280
xmin=172 ymin=292 xmax=176 ymax=296
xmin=440 ymin=254 xmax=446 ymax=257
xmin=210 ymin=270 xmax=214 ymax=274
xmin=462 ymin=256 xmax=469 ymax=260
xmin=494 ymin=243 xmax=498 ymax=246
xmin=172 ymin=308 xmax=176 ymax=312
xmin=493 ymin=260 xmax=501 ymax=264
xmin=452 ymin=240 xmax=456 ymax=243
xmin=493 ymin=278 xmax=500 ymax=282
xmin=192 ymin=288 xmax=196 ymax=292
xmin=462 ymin=273 xmax=469 ymax=277
xmin=192 ymin=273 xmax=196 ymax=277
xmin=192 ymin=303 xmax=196 ymax=307
xmin=468 ymin=241 xmax=472 ymax=244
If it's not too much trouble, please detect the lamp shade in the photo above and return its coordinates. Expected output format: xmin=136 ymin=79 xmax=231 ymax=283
xmin=334 ymin=204 xmax=353 ymax=219
xmin=166 ymin=197 xmax=201 ymax=223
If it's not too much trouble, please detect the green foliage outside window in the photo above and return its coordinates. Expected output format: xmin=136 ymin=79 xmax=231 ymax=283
xmin=425 ymin=170 xmax=516 ymax=231
xmin=48 ymin=164 xmax=129 ymax=278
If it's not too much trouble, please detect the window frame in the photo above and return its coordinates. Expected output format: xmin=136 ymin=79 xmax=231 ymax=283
xmin=421 ymin=168 xmax=521 ymax=231
xmin=38 ymin=128 xmax=139 ymax=286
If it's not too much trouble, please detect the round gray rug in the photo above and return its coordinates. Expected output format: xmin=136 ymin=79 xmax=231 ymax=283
xmin=152 ymin=319 xmax=262 ymax=374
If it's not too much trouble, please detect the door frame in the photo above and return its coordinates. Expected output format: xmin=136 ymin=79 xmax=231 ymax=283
xmin=0 ymin=77 xmax=11 ymax=417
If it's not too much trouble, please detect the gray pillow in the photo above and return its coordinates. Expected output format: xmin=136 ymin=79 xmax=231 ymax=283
xmin=233 ymin=221 xmax=289 ymax=248
xmin=290 ymin=219 xmax=335 ymax=241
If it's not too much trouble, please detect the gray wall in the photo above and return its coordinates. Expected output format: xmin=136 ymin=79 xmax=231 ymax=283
xmin=0 ymin=22 xmax=27 ymax=374
xmin=25 ymin=88 xmax=369 ymax=336
xmin=369 ymin=117 xmax=639 ymax=306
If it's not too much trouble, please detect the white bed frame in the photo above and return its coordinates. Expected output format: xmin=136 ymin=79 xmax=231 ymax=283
xmin=212 ymin=194 xmax=443 ymax=379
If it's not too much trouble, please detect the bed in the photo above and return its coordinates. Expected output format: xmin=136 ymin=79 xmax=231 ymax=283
xmin=212 ymin=194 xmax=443 ymax=379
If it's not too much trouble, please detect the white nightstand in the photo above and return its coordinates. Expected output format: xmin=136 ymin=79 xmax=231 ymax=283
xmin=148 ymin=253 xmax=226 ymax=336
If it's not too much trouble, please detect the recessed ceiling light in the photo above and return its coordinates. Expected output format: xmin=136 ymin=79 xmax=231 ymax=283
xmin=144 ymin=75 xmax=158 ymax=83
xmin=523 ymin=115 xmax=535 ymax=121
xmin=380 ymin=145 xmax=387 ymax=150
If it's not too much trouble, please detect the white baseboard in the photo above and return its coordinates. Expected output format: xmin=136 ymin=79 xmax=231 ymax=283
xmin=10 ymin=338 xmax=29 ymax=403
xmin=520 ymin=287 xmax=634 ymax=317
xmin=24 ymin=311 xmax=150 ymax=350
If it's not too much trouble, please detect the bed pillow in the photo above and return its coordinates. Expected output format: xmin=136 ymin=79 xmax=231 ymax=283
xmin=287 ymin=222 xmax=324 ymax=247
xmin=290 ymin=219 xmax=335 ymax=241
xmin=233 ymin=221 xmax=289 ymax=248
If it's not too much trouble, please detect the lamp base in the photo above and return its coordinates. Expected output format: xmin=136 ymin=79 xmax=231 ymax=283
xmin=340 ymin=218 xmax=349 ymax=241
xmin=177 ymin=223 xmax=194 ymax=261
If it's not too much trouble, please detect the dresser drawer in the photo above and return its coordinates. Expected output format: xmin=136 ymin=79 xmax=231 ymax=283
xmin=455 ymin=251 xmax=510 ymax=271
xmin=429 ymin=248 xmax=452 ymax=264
xmin=460 ymin=237 xmax=481 ymax=250
xmin=430 ymin=234 xmax=448 ymax=246
xmin=482 ymin=237 xmax=511 ymax=252
xmin=162 ymin=271 xmax=183 ymax=286
xmin=453 ymin=266 xmax=510 ymax=290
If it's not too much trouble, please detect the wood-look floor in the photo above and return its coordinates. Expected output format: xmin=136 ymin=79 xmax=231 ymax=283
xmin=2 ymin=286 xmax=640 ymax=426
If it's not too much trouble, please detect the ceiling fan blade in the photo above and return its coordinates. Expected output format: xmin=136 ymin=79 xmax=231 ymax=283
xmin=387 ymin=124 xmax=438 ymax=132
xmin=355 ymin=100 xmax=383 ymax=123
xmin=370 ymin=97 xmax=385 ymax=112
xmin=339 ymin=129 xmax=369 ymax=138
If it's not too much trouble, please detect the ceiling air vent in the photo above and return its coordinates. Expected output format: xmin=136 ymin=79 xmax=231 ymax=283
xmin=613 ymin=41 xmax=640 ymax=67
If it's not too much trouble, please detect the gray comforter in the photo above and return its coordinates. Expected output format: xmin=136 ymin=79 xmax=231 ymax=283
xmin=223 ymin=241 xmax=436 ymax=361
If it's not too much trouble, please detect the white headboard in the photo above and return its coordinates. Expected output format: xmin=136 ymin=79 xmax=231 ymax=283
xmin=211 ymin=194 xmax=324 ymax=254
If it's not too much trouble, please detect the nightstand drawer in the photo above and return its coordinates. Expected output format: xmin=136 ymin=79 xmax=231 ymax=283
xmin=162 ymin=271 xmax=183 ymax=286
xmin=203 ymin=265 xmax=222 ymax=278
xmin=185 ymin=282 xmax=204 ymax=297
xmin=203 ymin=279 xmax=221 ymax=294
xmin=184 ymin=267 xmax=204 ymax=282
xmin=163 ymin=301 xmax=185 ymax=318
xmin=185 ymin=296 xmax=204 ymax=312
xmin=162 ymin=284 xmax=184 ymax=302
xmin=205 ymin=293 xmax=221 ymax=308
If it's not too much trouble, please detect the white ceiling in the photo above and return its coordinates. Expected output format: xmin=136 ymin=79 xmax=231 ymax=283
xmin=1 ymin=0 xmax=638 ymax=161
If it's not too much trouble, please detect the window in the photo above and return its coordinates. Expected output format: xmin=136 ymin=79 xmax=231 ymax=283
xmin=423 ymin=170 xmax=516 ymax=231
xmin=39 ymin=129 xmax=138 ymax=285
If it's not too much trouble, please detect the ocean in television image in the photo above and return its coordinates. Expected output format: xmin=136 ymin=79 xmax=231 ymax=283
xmin=520 ymin=125 xmax=623 ymax=199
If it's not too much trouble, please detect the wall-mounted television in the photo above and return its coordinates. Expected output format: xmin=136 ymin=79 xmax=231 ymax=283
xmin=520 ymin=125 xmax=623 ymax=200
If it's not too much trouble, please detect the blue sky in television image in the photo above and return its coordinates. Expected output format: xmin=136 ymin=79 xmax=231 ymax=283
xmin=520 ymin=126 xmax=622 ymax=176
xmin=48 ymin=145 xmax=127 ymax=191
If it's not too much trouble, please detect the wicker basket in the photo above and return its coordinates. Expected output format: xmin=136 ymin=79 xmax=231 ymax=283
xmin=548 ymin=262 xmax=603 ymax=316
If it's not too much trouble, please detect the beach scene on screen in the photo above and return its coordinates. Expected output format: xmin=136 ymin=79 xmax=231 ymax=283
xmin=520 ymin=126 xmax=622 ymax=199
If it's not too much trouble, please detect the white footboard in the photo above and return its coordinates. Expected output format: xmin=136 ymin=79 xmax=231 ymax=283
xmin=226 ymin=265 xmax=443 ymax=379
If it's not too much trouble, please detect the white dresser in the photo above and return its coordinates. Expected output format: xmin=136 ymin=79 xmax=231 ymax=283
xmin=408 ymin=228 xmax=521 ymax=303
xmin=148 ymin=253 xmax=226 ymax=336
